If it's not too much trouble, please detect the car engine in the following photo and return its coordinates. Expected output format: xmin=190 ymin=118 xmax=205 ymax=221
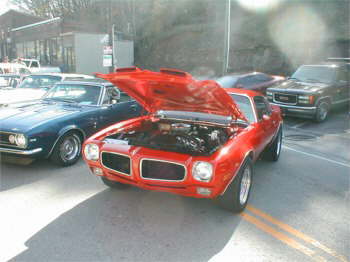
xmin=105 ymin=121 xmax=230 ymax=156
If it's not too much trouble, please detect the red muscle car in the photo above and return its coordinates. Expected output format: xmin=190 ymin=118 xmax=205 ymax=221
xmin=83 ymin=67 xmax=283 ymax=212
xmin=216 ymin=72 xmax=285 ymax=94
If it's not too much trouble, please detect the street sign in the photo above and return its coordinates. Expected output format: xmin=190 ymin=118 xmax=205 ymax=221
xmin=103 ymin=46 xmax=113 ymax=55
xmin=103 ymin=55 xmax=112 ymax=67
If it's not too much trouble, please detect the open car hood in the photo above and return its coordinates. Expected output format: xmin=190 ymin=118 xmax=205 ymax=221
xmin=96 ymin=68 xmax=246 ymax=121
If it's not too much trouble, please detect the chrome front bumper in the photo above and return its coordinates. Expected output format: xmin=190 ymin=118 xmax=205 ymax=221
xmin=270 ymin=103 xmax=317 ymax=116
xmin=270 ymin=103 xmax=316 ymax=110
xmin=0 ymin=147 xmax=42 ymax=155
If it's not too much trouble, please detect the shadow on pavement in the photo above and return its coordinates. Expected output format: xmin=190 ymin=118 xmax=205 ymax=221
xmin=10 ymin=187 xmax=242 ymax=262
xmin=0 ymin=158 xmax=86 ymax=192
xmin=283 ymin=106 xmax=349 ymax=137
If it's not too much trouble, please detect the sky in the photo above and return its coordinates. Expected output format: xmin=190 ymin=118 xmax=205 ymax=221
xmin=0 ymin=0 xmax=17 ymax=15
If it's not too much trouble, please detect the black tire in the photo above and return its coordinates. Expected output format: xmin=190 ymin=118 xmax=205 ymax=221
xmin=50 ymin=132 xmax=82 ymax=166
xmin=314 ymin=101 xmax=330 ymax=122
xmin=263 ymin=127 xmax=282 ymax=161
xmin=216 ymin=158 xmax=253 ymax=213
xmin=101 ymin=177 xmax=130 ymax=189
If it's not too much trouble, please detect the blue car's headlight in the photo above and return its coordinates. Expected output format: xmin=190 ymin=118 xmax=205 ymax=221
xmin=9 ymin=133 xmax=27 ymax=148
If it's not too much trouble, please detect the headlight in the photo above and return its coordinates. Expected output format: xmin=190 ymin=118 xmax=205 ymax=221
xmin=8 ymin=134 xmax=16 ymax=144
xmin=192 ymin=161 xmax=213 ymax=182
xmin=298 ymin=95 xmax=314 ymax=104
xmin=266 ymin=91 xmax=273 ymax=96
xmin=11 ymin=134 xmax=27 ymax=148
xmin=84 ymin=143 xmax=99 ymax=161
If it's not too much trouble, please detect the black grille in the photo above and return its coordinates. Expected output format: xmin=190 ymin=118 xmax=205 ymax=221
xmin=0 ymin=132 xmax=11 ymax=145
xmin=274 ymin=93 xmax=297 ymax=104
xmin=141 ymin=160 xmax=185 ymax=181
xmin=101 ymin=152 xmax=131 ymax=175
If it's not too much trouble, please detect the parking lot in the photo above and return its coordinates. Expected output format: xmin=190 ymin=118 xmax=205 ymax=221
xmin=0 ymin=108 xmax=349 ymax=262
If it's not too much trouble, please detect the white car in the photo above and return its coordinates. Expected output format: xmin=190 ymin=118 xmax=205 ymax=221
xmin=0 ymin=63 xmax=31 ymax=75
xmin=0 ymin=73 xmax=95 ymax=107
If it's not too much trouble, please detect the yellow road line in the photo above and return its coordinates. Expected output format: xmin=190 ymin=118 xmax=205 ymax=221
xmin=240 ymin=212 xmax=327 ymax=262
xmin=246 ymin=205 xmax=348 ymax=262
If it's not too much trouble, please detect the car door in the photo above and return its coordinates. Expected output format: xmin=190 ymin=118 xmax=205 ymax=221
xmin=252 ymin=96 xmax=275 ymax=155
xmin=97 ymin=86 xmax=142 ymax=130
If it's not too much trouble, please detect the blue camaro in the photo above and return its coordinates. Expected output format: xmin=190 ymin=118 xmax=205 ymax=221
xmin=0 ymin=79 xmax=143 ymax=166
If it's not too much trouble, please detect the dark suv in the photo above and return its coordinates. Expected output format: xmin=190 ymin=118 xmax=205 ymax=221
xmin=266 ymin=58 xmax=349 ymax=122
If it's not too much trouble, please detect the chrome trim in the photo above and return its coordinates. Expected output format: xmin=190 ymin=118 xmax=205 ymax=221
xmin=154 ymin=117 xmax=231 ymax=127
xmin=0 ymin=147 xmax=42 ymax=155
xmin=220 ymin=150 xmax=253 ymax=195
xmin=100 ymin=151 xmax=132 ymax=176
xmin=140 ymin=158 xmax=187 ymax=182
xmin=270 ymin=103 xmax=316 ymax=110
xmin=229 ymin=93 xmax=257 ymax=123
xmin=273 ymin=93 xmax=297 ymax=105
xmin=97 ymin=85 xmax=106 ymax=106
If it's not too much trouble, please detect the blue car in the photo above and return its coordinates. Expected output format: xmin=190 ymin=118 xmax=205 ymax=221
xmin=0 ymin=79 xmax=143 ymax=166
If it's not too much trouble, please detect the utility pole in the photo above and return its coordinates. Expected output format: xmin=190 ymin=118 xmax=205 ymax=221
xmin=112 ymin=23 xmax=116 ymax=70
xmin=222 ymin=0 xmax=231 ymax=75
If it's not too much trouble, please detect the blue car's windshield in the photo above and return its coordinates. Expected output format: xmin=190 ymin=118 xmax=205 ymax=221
xmin=19 ymin=75 xmax=62 ymax=89
xmin=44 ymin=84 xmax=102 ymax=105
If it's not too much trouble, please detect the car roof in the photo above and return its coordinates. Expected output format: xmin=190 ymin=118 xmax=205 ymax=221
xmin=302 ymin=63 xmax=349 ymax=68
xmin=224 ymin=87 xmax=262 ymax=97
xmin=222 ymin=71 xmax=266 ymax=78
xmin=0 ymin=63 xmax=28 ymax=68
xmin=0 ymin=74 xmax=20 ymax=77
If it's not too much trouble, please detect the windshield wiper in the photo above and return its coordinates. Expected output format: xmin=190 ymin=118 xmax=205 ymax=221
xmin=288 ymin=77 xmax=301 ymax=81
xmin=47 ymin=97 xmax=78 ymax=104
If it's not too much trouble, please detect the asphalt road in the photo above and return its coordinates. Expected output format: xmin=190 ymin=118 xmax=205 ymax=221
xmin=0 ymin=109 xmax=349 ymax=262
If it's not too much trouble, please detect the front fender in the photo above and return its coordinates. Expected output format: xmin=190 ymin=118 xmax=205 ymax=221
xmin=57 ymin=125 xmax=86 ymax=139
xmin=218 ymin=150 xmax=253 ymax=196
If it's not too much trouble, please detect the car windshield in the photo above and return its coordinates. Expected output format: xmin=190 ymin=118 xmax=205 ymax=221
xmin=291 ymin=66 xmax=336 ymax=84
xmin=44 ymin=84 xmax=102 ymax=105
xmin=19 ymin=75 xmax=62 ymax=89
xmin=230 ymin=93 xmax=255 ymax=123
xmin=216 ymin=76 xmax=239 ymax=88
xmin=23 ymin=60 xmax=31 ymax=67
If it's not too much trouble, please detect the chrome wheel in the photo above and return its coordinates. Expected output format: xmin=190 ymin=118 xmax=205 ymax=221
xmin=239 ymin=166 xmax=252 ymax=205
xmin=276 ymin=131 xmax=282 ymax=157
xmin=317 ymin=102 xmax=329 ymax=121
xmin=59 ymin=135 xmax=81 ymax=162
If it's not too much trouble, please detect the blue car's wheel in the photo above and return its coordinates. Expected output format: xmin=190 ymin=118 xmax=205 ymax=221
xmin=50 ymin=132 xmax=82 ymax=166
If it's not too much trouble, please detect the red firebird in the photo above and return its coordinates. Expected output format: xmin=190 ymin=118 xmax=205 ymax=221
xmin=83 ymin=67 xmax=283 ymax=212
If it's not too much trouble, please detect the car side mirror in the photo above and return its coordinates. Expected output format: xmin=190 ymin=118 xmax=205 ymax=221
xmin=262 ymin=114 xmax=270 ymax=121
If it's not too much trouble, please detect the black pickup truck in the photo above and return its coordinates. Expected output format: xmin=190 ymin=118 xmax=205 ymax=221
xmin=266 ymin=58 xmax=349 ymax=122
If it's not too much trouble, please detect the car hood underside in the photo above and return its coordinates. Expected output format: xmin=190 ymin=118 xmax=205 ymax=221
xmin=96 ymin=68 xmax=246 ymax=121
